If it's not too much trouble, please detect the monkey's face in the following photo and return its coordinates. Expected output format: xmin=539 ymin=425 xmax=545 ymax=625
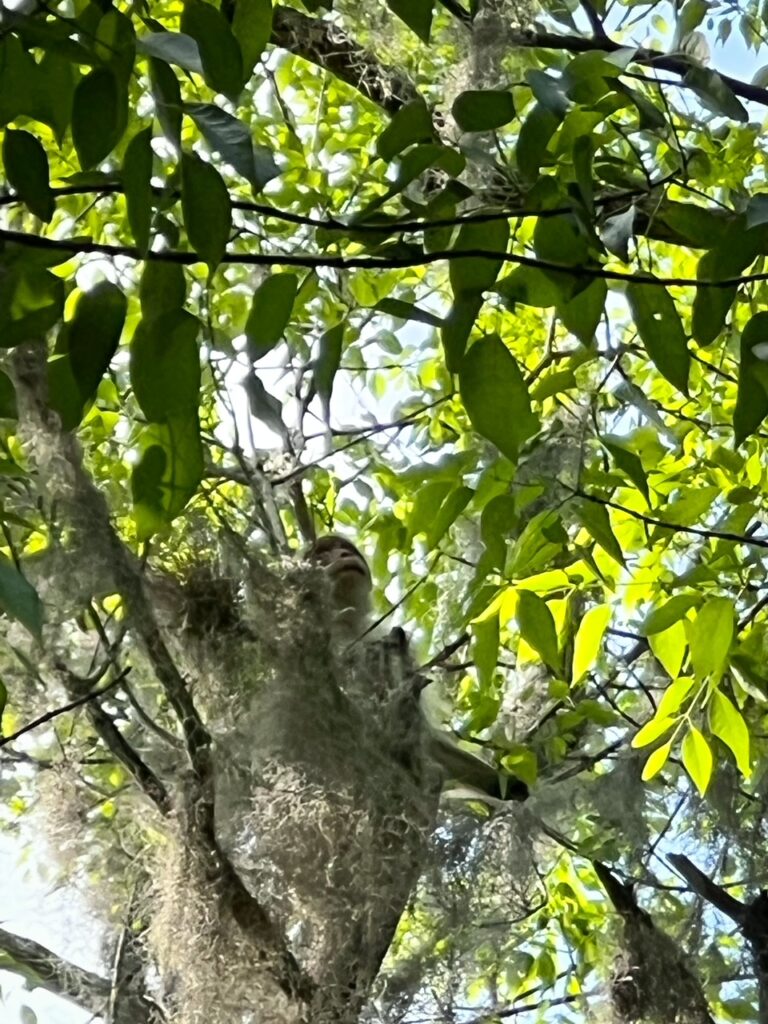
xmin=308 ymin=535 xmax=372 ymax=633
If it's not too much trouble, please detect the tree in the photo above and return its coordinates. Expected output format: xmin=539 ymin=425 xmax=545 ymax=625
xmin=2 ymin=0 xmax=768 ymax=1021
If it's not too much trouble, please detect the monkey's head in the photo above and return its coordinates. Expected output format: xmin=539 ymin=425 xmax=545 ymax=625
xmin=307 ymin=535 xmax=372 ymax=638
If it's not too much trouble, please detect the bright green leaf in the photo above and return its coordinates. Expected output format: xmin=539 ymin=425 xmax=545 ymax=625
xmin=641 ymin=594 xmax=699 ymax=635
xmin=649 ymin=621 xmax=688 ymax=679
xmin=516 ymin=590 xmax=561 ymax=673
xmin=632 ymin=715 xmax=677 ymax=749
xmin=131 ymin=309 xmax=201 ymax=422
xmin=709 ymin=690 xmax=751 ymax=778
xmin=656 ymin=675 xmax=695 ymax=718
xmin=573 ymin=498 xmax=624 ymax=567
xmin=571 ymin=604 xmax=611 ymax=683
xmin=689 ymin=596 xmax=733 ymax=683
xmin=681 ymin=725 xmax=713 ymax=796
xmin=641 ymin=739 xmax=673 ymax=781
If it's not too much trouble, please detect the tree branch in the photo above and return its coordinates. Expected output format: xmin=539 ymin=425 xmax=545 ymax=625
xmin=0 ymin=926 xmax=111 ymax=1016
xmin=3 ymin=227 xmax=764 ymax=290
xmin=508 ymin=28 xmax=768 ymax=110
xmin=270 ymin=5 xmax=419 ymax=113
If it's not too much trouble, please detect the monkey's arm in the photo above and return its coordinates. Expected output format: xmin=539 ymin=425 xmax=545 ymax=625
xmin=425 ymin=728 xmax=529 ymax=802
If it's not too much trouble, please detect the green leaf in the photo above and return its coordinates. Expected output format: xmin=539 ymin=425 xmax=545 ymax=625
xmin=516 ymin=590 xmax=561 ymax=673
xmin=140 ymin=261 xmax=187 ymax=319
xmin=377 ymin=98 xmax=434 ymax=161
xmin=516 ymin=103 xmax=560 ymax=183
xmin=681 ymin=725 xmax=713 ymax=796
xmin=181 ymin=152 xmax=232 ymax=272
xmin=0 ymin=265 xmax=64 ymax=347
xmin=734 ymin=311 xmax=768 ymax=446
xmin=452 ymin=90 xmax=515 ymax=132
xmin=131 ymin=309 xmax=201 ymax=422
xmin=632 ymin=714 xmax=676 ymax=749
xmin=441 ymin=291 xmax=483 ymax=373
xmin=689 ymin=596 xmax=734 ymax=683
xmin=0 ymin=678 xmax=6 ymax=724
xmin=684 ymin=66 xmax=748 ymax=122
xmin=533 ymin=215 xmax=589 ymax=266
xmin=641 ymin=594 xmax=699 ymax=635
xmin=244 ymin=370 xmax=288 ymax=440
xmin=602 ymin=436 xmax=650 ymax=504
xmin=0 ymin=556 xmax=42 ymax=638
xmin=132 ymin=413 xmax=203 ymax=537
xmin=425 ymin=485 xmax=473 ymax=550
xmin=459 ymin=335 xmax=539 ymax=464
xmin=232 ymin=0 xmax=272 ymax=77
xmin=186 ymin=103 xmax=279 ymax=191
xmin=123 ymin=127 xmax=153 ymax=254
xmin=149 ymin=58 xmax=182 ymax=149
xmin=472 ymin=613 xmax=499 ymax=689
xmin=626 ymin=281 xmax=690 ymax=394
xmin=48 ymin=282 xmax=127 ymax=430
xmin=72 ymin=67 xmax=126 ymax=169
xmin=649 ymin=621 xmax=688 ymax=679
xmin=386 ymin=0 xmax=433 ymax=42
xmin=138 ymin=31 xmax=204 ymax=74
xmin=692 ymin=250 xmax=735 ymax=346
xmin=375 ymin=298 xmax=442 ymax=328
xmin=709 ymin=690 xmax=751 ymax=778
xmin=2 ymin=129 xmax=54 ymax=222
xmin=95 ymin=8 xmax=136 ymax=84
xmin=245 ymin=273 xmax=298 ymax=359
xmin=181 ymin=0 xmax=244 ymax=101
xmin=571 ymin=604 xmax=611 ymax=683
xmin=558 ymin=278 xmax=606 ymax=344
xmin=313 ymin=322 xmax=344 ymax=413
xmin=641 ymin=739 xmax=673 ymax=781
xmin=573 ymin=498 xmax=624 ymax=566
xmin=450 ymin=218 xmax=509 ymax=295
xmin=656 ymin=674 xmax=695 ymax=718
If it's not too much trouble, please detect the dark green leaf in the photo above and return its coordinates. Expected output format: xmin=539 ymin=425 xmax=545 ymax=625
xmin=37 ymin=52 xmax=76 ymax=144
xmin=72 ymin=67 xmax=126 ymax=169
xmin=516 ymin=103 xmax=560 ymax=183
xmin=186 ymin=103 xmax=278 ymax=190
xmin=181 ymin=152 xmax=232 ymax=272
xmin=574 ymin=498 xmax=625 ymax=566
xmin=459 ymin=335 xmax=538 ymax=463
xmin=602 ymin=436 xmax=650 ymax=504
xmin=0 ymin=556 xmax=42 ymax=638
xmin=450 ymin=218 xmax=509 ymax=295
xmin=314 ymin=322 xmax=344 ymax=413
xmin=244 ymin=370 xmax=289 ymax=440
xmin=139 ymin=32 xmax=204 ymax=74
xmin=533 ymin=215 xmax=589 ymax=266
xmin=149 ymin=58 xmax=182 ymax=149
xmin=734 ymin=311 xmax=768 ymax=446
xmin=377 ymin=98 xmax=434 ymax=161
xmin=516 ymin=590 xmax=561 ymax=673
xmin=140 ymin=262 xmax=187 ymax=319
xmin=232 ymin=0 xmax=273 ymax=77
xmin=376 ymin=298 xmax=442 ymax=328
xmin=441 ymin=291 xmax=483 ymax=373
xmin=425 ymin=485 xmax=473 ymax=549
xmin=626 ymin=281 xmax=689 ymax=394
xmin=558 ymin=278 xmax=606 ymax=343
xmin=132 ymin=413 xmax=203 ymax=537
xmin=386 ymin=0 xmax=433 ymax=42
xmin=0 ymin=678 xmax=6 ymax=722
xmin=0 ymin=266 xmax=64 ymax=348
xmin=181 ymin=0 xmax=244 ymax=101
xmin=123 ymin=127 xmax=153 ymax=254
xmin=692 ymin=250 xmax=734 ymax=346
xmin=48 ymin=282 xmax=127 ymax=430
xmin=245 ymin=274 xmax=298 ymax=359
xmin=452 ymin=90 xmax=515 ymax=132
xmin=684 ymin=66 xmax=748 ymax=121
xmin=2 ymin=129 xmax=54 ymax=222
xmin=131 ymin=309 xmax=201 ymax=422
xmin=95 ymin=8 xmax=136 ymax=84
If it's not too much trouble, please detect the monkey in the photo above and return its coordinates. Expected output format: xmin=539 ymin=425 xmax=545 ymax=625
xmin=307 ymin=535 xmax=528 ymax=803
